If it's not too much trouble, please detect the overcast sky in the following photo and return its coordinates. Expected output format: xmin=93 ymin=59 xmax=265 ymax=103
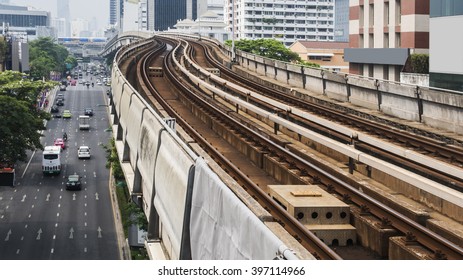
xmin=11 ymin=0 xmax=110 ymax=31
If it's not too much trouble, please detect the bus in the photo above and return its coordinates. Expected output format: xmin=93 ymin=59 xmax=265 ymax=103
xmin=42 ymin=146 xmax=62 ymax=175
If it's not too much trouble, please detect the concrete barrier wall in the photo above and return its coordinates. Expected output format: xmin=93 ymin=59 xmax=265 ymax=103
xmin=126 ymin=96 xmax=146 ymax=168
xmin=230 ymin=50 xmax=463 ymax=134
xmin=109 ymin=37 xmax=300 ymax=260
xmin=138 ymin=112 xmax=164 ymax=219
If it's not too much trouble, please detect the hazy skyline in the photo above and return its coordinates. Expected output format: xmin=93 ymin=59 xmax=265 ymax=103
xmin=10 ymin=0 xmax=110 ymax=31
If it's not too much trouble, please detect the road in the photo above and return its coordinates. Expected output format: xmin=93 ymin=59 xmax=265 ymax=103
xmin=0 ymin=77 xmax=120 ymax=259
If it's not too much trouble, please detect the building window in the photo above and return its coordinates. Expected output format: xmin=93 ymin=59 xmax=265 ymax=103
xmin=395 ymin=0 xmax=401 ymax=25
xmin=384 ymin=2 xmax=390 ymax=26
xmin=369 ymin=4 xmax=374 ymax=27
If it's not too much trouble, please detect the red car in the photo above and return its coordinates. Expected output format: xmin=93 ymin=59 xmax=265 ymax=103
xmin=54 ymin=138 xmax=66 ymax=149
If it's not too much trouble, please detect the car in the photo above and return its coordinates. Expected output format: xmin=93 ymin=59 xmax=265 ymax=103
xmin=66 ymin=174 xmax=82 ymax=190
xmin=59 ymin=85 xmax=66 ymax=91
xmin=54 ymin=138 xmax=65 ymax=149
xmin=77 ymin=146 xmax=91 ymax=159
xmin=56 ymin=99 xmax=64 ymax=106
xmin=57 ymin=93 xmax=64 ymax=100
xmin=51 ymin=105 xmax=59 ymax=113
xmin=62 ymin=110 xmax=72 ymax=119
xmin=84 ymin=108 xmax=93 ymax=116
xmin=53 ymin=114 xmax=62 ymax=118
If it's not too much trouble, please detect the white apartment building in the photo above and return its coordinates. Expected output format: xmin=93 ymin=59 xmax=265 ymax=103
xmin=225 ymin=0 xmax=335 ymax=46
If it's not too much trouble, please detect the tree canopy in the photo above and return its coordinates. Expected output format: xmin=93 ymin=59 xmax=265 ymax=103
xmin=0 ymin=70 xmax=56 ymax=168
xmin=225 ymin=38 xmax=320 ymax=68
xmin=29 ymin=37 xmax=78 ymax=80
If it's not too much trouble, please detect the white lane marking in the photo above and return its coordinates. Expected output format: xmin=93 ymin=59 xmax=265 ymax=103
xmin=69 ymin=228 xmax=74 ymax=239
xmin=97 ymin=227 xmax=102 ymax=238
xmin=51 ymin=248 xmax=54 ymax=254
xmin=55 ymin=223 xmax=58 ymax=228
xmin=16 ymin=249 xmax=20 ymax=254
xmin=31 ymin=204 xmax=34 ymax=209
xmin=57 ymin=212 xmax=60 ymax=217
xmin=73 ymin=193 xmax=76 ymax=201
xmin=6 ymin=205 xmax=9 ymax=209
xmin=1 ymin=215 xmax=4 ymax=219
xmin=21 ymin=195 xmax=26 ymax=202
xmin=58 ymin=204 xmax=61 ymax=208
xmin=53 ymin=235 xmax=56 ymax=240
xmin=84 ymin=234 xmax=87 ymax=239
xmin=20 ymin=236 xmax=24 ymax=241
xmin=25 ymin=224 xmax=28 ymax=228
xmin=95 ymin=193 xmax=99 ymax=200
xmin=28 ymin=214 xmax=31 ymax=218
xmin=84 ymin=247 xmax=87 ymax=253
xmin=36 ymin=229 xmax=42 ymax=240
xmin=5 ymin=229 xmax=12 ymax=241
xmin=84 ymin=222 xmax=87 ymax=227
xmin=46 ymin=194 xmax=50 ymax=201
xmin=21 ymin=149 xmax=36 ymax=178
xmin=84 ymin=212 xmax=87 ymax=216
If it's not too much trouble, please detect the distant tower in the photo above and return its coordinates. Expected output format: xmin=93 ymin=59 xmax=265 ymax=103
xmin=57 ymin=0 xmax=71 ymax=36
xmin=110 ymin=0 xmax=124 ymax=31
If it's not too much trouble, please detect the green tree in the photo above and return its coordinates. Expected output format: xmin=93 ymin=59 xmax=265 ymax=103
xmin=410 ymin=54 xmax=429 ymax=74
xmin=29 ymin=37 xmax=78 ymax=80
xmin=225 ymin=38 xmax=316 ymax=67
xmin=0 ymin=36 xmax=7 ymax=71
xmin=0 ymin=71 xmax=55 ymax=167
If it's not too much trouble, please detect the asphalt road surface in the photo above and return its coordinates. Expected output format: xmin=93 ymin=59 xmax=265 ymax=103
xmin=0 ymin=77 xmax=120 ymax=260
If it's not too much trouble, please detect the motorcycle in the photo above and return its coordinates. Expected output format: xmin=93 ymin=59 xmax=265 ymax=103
xmin=63 ymin=133 xmax=68 ymax=142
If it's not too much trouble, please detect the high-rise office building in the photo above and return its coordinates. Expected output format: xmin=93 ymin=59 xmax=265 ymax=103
xmin=225 ymin=0 xmax=336 ymax=46
xmin=429 ymin=0 xmax=463 ymax=91
xmin=344 ymin=0 xmax=429 ymax=82
xmin=57 ymin=0 xmax=71 ymax=36
xmin=153 ymin=0 xmax=188 ymax=31
xmin=110 ymin=0 xmax=124 ymax=30
xmin=334 ymin=0 xmax=349 ymax=42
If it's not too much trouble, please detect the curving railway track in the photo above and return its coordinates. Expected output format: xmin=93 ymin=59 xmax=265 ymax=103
xmin=119 ymin=36 xmax=463 ymax=260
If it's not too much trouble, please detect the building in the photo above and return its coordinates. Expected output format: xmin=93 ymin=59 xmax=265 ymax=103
xmin=172 ymin=11 xmax=228 ymax=42
xmin=224 ymin=0 xmax=336 ymax=46
xmin=429 ymin=0 xmax=463 ymax=91
xmin=110 ymin=0 xmax=124 ymax=31
xmin=142 ymin=0 xmax=220 ymax=32
xmin=344 ymin=0 xmax=429 ymax=82
xmin=334 ymin=0 xmax=349 ymax=42
xmin=57 ymin=0 xmax=70 ymax=37
xmin=152 ymin=0 xmax=188 ymax=31
xmin=0 ymin=4 xmax=50 ymax=39
xmin=289 ymin=41 xmax=349 ymax=73
xmin=71 ymin=18 xmax=89 ymax=37
xmin=51 ymin=18 xmax=67 ymax=38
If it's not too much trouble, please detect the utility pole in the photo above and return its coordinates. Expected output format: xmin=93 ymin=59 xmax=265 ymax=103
xmin=231 ymin=0 xmax=236 ymax=62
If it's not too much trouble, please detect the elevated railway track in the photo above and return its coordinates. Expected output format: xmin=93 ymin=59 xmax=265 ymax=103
xmin=115 ymin=35 xmax=463 ymax=260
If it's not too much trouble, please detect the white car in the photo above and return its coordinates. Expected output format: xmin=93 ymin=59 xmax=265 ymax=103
xmin=77 ymin=146 xmax=91 ymax=159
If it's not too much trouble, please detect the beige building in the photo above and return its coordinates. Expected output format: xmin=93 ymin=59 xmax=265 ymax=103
xmin=344 ymin=0 xmax=429 ymax=81
xmin=289 ymin=41 xmax=350 ymax=73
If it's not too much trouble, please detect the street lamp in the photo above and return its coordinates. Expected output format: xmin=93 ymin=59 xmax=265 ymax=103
xmin=231 ymin=0 xmax=236 ymax=62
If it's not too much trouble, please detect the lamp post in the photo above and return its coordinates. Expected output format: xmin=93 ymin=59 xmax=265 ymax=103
xmin=231 ymin=0 xmax=236 ymax=62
